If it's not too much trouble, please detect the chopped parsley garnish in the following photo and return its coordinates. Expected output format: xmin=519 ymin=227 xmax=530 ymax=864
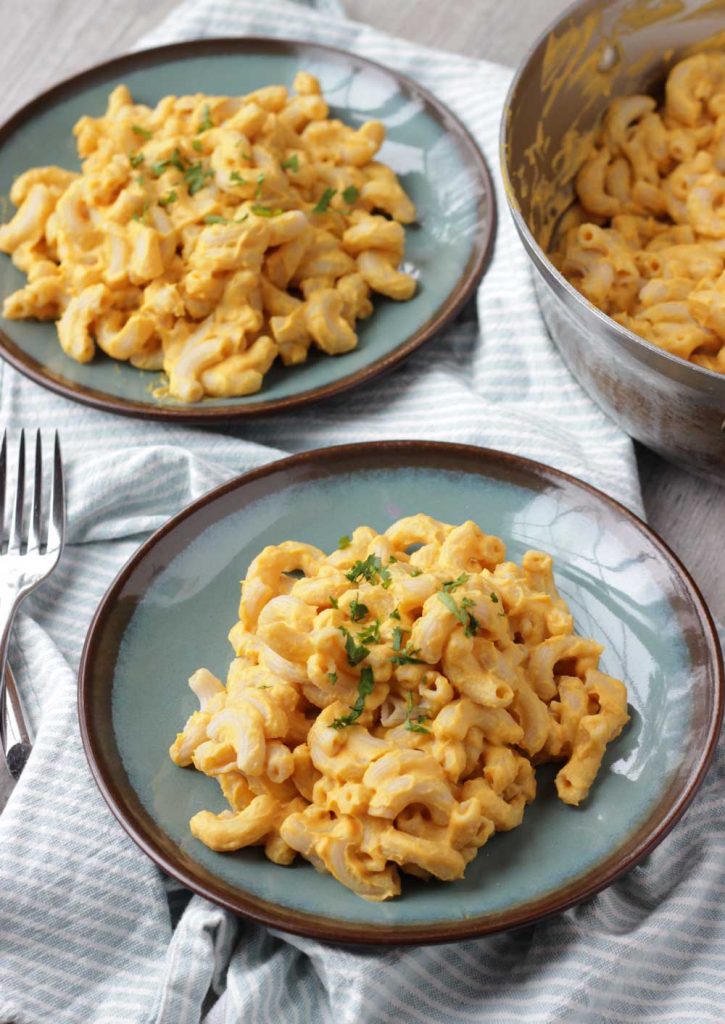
xmin=389 ymin=607 xmax=401 ymax=621
xmin=338 ymin=534 xmax=351 ymax=550
xmin=158 ymin=190 xmax=178 ymax=207
xmin=443 ymin=573 xmax=469 ymax=593
xmin=129 ymin=153 xmax=145 ymax=168
xmin=392 ymin=625 xmax=404 ymax=652
xmin=346 ymin=554 xmax=391 ymax=588
xmin=131 ymin=200 xmax=150 ymax=223
xmin=409 ymin=567 xmax=423 ymax=577
xmin=328 ymin=671 xmax=338 ymax=686
xmin=437 ymin=591 xmax=478 ymax=637
xmin=357 ymin=619 xmax=381 ymax=645
xmin=391 ymin=641 xmax=424 ymax=666
xmin=404 ymin=691 xmax=430 ymax=734
xmin=349 ymin=598 xmax=368 ymax=622
xmin=313 ymin=187 xmax=336 ymax=214
xmin=490 ymin=592 xmax=499 ymax=603
xmin=134 ymin=174 xmax=145 ymax=185
xmin=282 ymin=154 xmax=300 ymax=172
xmin=204 ymin=214 xmax=231 ymax=224
xmin=151 ymin=148 xmax=186 ymax=177
xmin=183 ymin=162 xmax=215 ymax=195
xmin=250 ymin=204 xmax=284 ymax=217
xmin=329 ymin=595 xmax=339 ymax=609
xmin=331 ymin=666 xmax=374 ymax=729
xmin=342 ymin=185 xmax=360 ymax=205
xmin=230 ymin=170 xmax=248 ymax=185
xmin=255 ymin=173 xmax=265 ymax=199
xmin=192 ymin=138 xmax=204 ymax=153
xmin=339 ymin=626 xmax=369 ymax=666
xmin=197 ymin=103 xmax=213 ymax=133
xmin=131 ymin=125 xmax=152 ymax=140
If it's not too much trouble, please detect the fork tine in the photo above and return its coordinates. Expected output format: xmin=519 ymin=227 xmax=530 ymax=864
xmin=8 ymin=431 xmax=25 ymax=554
xmin=0 ymin=432 xmax=6 ymax=551
xmin=28 ymin=430 xmax=42 ymax=554
xmin=47 ymin=432 xmax=64 ymax=555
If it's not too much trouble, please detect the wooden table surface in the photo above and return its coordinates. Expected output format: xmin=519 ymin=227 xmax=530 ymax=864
xmin=1 ymin=0 xmax=723 ymax=623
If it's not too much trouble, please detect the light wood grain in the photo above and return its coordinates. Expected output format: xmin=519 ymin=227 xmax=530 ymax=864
xmin=1 ymin=0 xmax=722 ymax=623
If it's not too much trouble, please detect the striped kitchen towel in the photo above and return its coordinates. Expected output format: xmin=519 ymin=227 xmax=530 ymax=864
xmin=3 ymin=1 xmax=722 ymax=1023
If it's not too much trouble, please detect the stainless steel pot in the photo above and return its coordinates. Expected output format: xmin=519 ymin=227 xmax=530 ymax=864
xmin=501 ymin=0 xmax=725 ymax=482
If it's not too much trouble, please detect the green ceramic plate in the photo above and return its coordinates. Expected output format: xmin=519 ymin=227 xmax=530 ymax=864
xmin=79 ymin=442 xmax=723 ymax=944
xmin=0 ymin=39 xmax=494 ymax=421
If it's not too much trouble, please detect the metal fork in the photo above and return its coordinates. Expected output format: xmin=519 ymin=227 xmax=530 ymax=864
xmin=0 ymin=431 xmax=64 ymax=808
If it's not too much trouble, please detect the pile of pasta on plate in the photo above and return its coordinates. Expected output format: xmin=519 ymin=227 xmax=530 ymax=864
xmin=554 ymin=52 xmax=725 ymax=374
xmin=170 ymin=514 xmax=629 ymax=901
xmin=0 ymin=72 xmax=417 ymax=401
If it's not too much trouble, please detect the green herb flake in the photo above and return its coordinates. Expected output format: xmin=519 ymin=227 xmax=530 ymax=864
xmin=443 ymin=573 xmax=470 ymax=593
xmin=437 ymin=591 xmax=478 ymax=638
xmin=342 ymin=185 xmax=360 ymax=205
xmin=250 ymin=204 xmax=284 ymax=218
xmin=131 ymin=200 xmax=150 ymax=223
xmin=134 ymin=174 xmax=145 ymax=185
xmin=490 ymin=592 xmax=499 ymax=603
xmin=329 ymin=595 xmax=339 ymax=609
xmin=349 ymin=598 xmax=368 ymax=622
xmin=389 ymin=607 xmax=401 ymax=621
xmin=131 ymin=125 xmax=153 ymax=140
xmin=357 ymin=619 xmax=381 ymax=645
xmin=192 ymin=138 xmax=204 ymax=153
xmin=409 ymin=567 xmax=423 ymax=577
xmin=338 ymin=534 xmax=351 ymax=550
xmin=230 ymin=170 xmax=248 ymax=185
xmin=152 ymin=148 xmax=187 ymax=178
xmin=391 ymin=642 xmax=424 ymax=666
xmin=339 ymin=626 xmax=370 ymax=667
xmin=313 ymin=187 xmax=336 ymax=214
xmin=204 ymin=214 xmax=231 ymax=224
xmin=129 ymin=153 xmax=145 ymax=168
xmin=158 ymin=190 xmax=178 ymax=208
xmin=404 ymin=691 xmax=430 ymax=734
xmin=255 ymin=173 xmax=265 ymax=199
xmin=197 ymin=103 xmax=214 ymax=133
xmin=328 ymin=671 xmax=338 ymax=686
xmin=392 ymin=625 xmax=404 ymax=652
xmin=184 ymin=162 xmax=215 ymax=196
xmin=331 ymin=665 xmax=375 ymax=729
xmin=282 ymin=154 xmax=300 ymax=172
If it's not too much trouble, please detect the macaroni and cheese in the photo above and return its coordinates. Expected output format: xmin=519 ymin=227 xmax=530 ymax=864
xmin=169 ymin=515 xmax=629 ymax=901
xmin=553 ymin=52 xmax=725 ymax=374
xmin=0 ymin=74 xmax=417 ymax=401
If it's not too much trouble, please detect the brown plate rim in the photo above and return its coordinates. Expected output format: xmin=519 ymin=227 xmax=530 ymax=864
xmin=78 ymin=441 xmax=724 ymax=944
xmin=0 ymin=37 xmax=495 ymax=421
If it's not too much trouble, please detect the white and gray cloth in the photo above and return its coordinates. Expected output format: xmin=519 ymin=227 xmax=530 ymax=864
xmin=1 ymin=1 xmax=723 ymax=1022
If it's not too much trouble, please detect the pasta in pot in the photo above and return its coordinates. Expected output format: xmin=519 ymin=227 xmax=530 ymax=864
xmin=169 ymin=514 xmax=629 ymax=901
xmin=0 ymin=73 xmax=417 ymax=401
xmin=553 ymin=52 xmax=725 ymax=375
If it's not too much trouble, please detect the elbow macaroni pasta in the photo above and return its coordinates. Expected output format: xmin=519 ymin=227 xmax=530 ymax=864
xmin=169 ymin=514 xmax=629 ymax=901
xmin=553 ymin=51 xmax=725 ymax=374
xmin=0 ymin=73 xmax=417 ymax=401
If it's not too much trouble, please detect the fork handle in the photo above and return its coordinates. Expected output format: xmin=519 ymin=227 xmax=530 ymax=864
xmin=0 ymin=591 xmax=24 ymax=753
